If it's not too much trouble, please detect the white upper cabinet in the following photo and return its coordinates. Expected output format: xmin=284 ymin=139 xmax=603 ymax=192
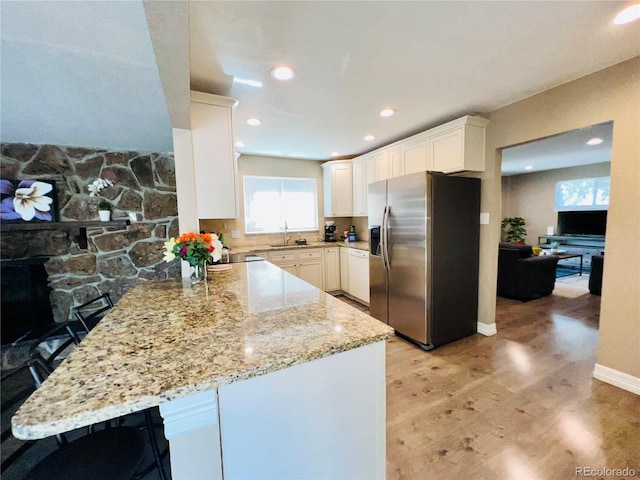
xmin=341 ymin=115 xmax=488 ymax=220
xmin=375 ymin=151 xmax=391 ymax=182
xmin=322 ymin=160 xmax=353 ymax=217
xmin=388 ymin=147 xmax=402 ymax=178
xmin=365 ymin=156 xmax=377 ymax=185
xmin=352 ymin=155 xmax=374 ymax=217
xmin=350 ymin=115 xmax=488 ymax=183
xmin=401 ymin=135 xmax=429 ymax=175
xmin=190 ymin=91 xmax=239 ymax=219
xmin=352 ymin=158 xmax=366 ymax=217
xmin=427 ymin=116 xmax=489 ymax=173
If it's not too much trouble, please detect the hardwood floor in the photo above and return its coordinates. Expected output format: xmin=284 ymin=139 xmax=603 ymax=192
xmin=3 ymin=286 xmax=636 ymax=479
xmin=385 ymin=292 xmax=639 ymax=480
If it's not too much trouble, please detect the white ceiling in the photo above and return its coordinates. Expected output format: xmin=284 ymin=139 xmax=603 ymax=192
xmin=1 ymin=1 xmax=638 ymax=174
xmin=188 ymin=1 xmax=640 ymax=165
xmin=501 ymin=121 xmax=613 ymax=176
xmin=0 ymin=1 xmax=173 ymax=152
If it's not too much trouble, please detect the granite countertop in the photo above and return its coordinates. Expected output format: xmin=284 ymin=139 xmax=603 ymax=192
xmin=230 ymin=240 xmax=370 ymax=255
xmin=12 ymin=261 xmax=393 ymax=440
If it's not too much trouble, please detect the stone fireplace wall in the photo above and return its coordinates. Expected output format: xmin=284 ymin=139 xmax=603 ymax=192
xmin=1 ymin=143 xmax=180 ymax=323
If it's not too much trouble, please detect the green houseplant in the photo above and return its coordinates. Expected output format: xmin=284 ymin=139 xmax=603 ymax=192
xmin=501 ymin=217 xmax=527 ymax=244
xmin=97 ymin=199 xmax=111 ymax=221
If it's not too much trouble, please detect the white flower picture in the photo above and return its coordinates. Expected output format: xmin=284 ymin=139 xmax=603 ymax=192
xmin=0 ymin=179 xmax=56 ymax=222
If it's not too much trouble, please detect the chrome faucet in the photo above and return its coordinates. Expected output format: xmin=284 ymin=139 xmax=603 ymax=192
xmin=284 ymin=221 xmax=291 ymax=245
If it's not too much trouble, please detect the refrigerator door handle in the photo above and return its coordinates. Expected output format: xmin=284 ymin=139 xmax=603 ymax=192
xmin=382 ymin=205 xmax=390 ymax=271
xmin=379 ymin=207 xmax=386 ymax=270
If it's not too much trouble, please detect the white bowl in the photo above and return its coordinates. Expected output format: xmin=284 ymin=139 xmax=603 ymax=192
xmin=325 ymin=221 xmax=335 ymax=226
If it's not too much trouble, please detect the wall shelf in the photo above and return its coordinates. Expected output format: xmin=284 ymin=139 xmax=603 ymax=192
xmin=1 ymin=220 xmax=130 ymax=249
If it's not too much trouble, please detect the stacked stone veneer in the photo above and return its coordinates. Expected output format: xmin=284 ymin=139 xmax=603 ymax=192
xmin=1 ymin=143 xmax=181 ymax=322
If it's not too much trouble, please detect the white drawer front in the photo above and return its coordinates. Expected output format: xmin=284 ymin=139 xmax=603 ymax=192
xmin=269 ymin=252 xmax=296 ymax=262
xmin=298 ymin=249 xmax=322 ymax=260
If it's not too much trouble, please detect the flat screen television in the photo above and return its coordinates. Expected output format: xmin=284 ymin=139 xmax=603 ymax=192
xmin=557 ymin=210 xmax=607 ymax=237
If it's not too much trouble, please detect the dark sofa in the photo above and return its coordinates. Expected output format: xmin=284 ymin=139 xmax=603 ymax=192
xmin=589 ymin=255 xmax=604 ymax=295
xmin=497 ymin=243 xmax=559 ymax=301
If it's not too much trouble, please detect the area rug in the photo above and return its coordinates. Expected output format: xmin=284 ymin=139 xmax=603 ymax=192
xmin=556 ymin=266 xmax=582 ymax=278
xmin=553 ymin=282 xmax=589 ymax=298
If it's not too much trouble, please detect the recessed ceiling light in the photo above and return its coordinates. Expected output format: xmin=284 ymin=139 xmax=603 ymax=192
xmin=524 ymin=165 xmax=534 ymax=171
xmin=233 ymin=77 xmax=263 ymax=88
xmin=380 ymin=108 xmax=395 ymax=117
xmin=234 ymin=141 xmax=245 ymax=148
xmin=586 ymin=137 xmax=604 ymax=146
xmin=270 ymin=66 xmax=295 ymax=80
xmin=246 ymin=118 xmax=261 ymax=126
xmin=331 ymin=152 xmax=340 ymax=157
xmin=364 ymin=135 xmax=375 ymax=141
xmin=614 ymin=3 xmax=640 ymax=24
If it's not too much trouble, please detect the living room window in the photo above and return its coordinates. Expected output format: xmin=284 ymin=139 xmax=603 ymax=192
xmin=243 ymin=176 xmax=318 ymax=234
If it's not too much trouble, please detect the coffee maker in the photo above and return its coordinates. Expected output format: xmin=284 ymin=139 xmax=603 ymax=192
xmin=324 ymin=224 xmax=337 ymax=242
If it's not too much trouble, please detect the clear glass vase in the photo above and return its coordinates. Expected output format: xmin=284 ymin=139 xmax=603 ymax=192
xmin=190 ymin=260 xmax=207 ymax=285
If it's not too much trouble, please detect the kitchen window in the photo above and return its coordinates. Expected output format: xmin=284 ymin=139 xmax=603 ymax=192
xmin=243 ymin=176 xmax=318 ymax=234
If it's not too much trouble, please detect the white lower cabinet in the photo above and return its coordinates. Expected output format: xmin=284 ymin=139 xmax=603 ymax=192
xmin=269 ymin=249 xmax=324 ymax=290
xmin=266 ymin=247 xmax=370 ymax=302
xmin=324 ymin=248 xmax=340 ymax=291
xmin=160 ymin=342 xmax=387 ymax=480
xmin=339 ymin=247 xmax=350 ymax=293
xmin=279 ymin=264 xmax=298 ymax=276
xmin=348 ymin=249 xmax=370 ymax=304
xmin=298 ymin=250 xmax=323 ymax=289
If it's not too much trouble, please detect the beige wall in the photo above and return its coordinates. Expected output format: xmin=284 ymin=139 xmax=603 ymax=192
xmin=502 ymin=162 xmax=611 ymax=244
xmin=200 ymin=154 xmax=327 ymax=246
xmin=481 ymin=57 xmax=639 ymax=379
xmin=200 ymin=154 xmax=370 ymax=246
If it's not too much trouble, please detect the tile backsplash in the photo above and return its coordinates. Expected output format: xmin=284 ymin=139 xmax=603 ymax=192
xmin=199 ymin=216 xmax=369 ymax=248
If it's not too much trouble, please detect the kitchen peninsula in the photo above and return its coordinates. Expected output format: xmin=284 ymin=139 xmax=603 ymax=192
xmin=12 ymin=261 xmax=394 ymax=479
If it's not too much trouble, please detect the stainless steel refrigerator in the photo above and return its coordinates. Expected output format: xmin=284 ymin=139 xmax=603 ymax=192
xmin=369 ymin=172 xmax=481 ymax=350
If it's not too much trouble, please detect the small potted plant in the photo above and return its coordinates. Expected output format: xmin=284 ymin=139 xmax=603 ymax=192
xmin=87 ymin=177 xmax=114 ymax=221
xmin=98 ymin=199 xmax=112 ymax=221
xmin=501 ymin=217 xmax=527 ymax=244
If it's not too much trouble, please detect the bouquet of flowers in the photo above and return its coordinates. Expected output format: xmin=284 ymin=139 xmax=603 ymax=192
xmin=163 ymin=232 xmax=220 ymax=267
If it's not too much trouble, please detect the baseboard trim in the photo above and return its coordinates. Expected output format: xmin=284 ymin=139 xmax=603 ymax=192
xmin=593 ymin=363 xmax=640 ymax=395
xmin=477 ymin=322 xmax=497 ymax=336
